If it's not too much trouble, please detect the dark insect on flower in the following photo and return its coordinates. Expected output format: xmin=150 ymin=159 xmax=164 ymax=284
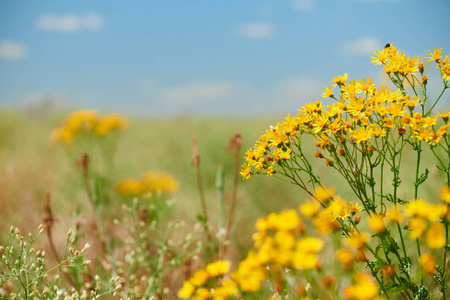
xmin=385 ymin=43 xmax=391 ymax=48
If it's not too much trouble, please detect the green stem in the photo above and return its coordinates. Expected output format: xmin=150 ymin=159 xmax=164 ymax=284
xmin=425 ymin=86 xmax=448 ymax=116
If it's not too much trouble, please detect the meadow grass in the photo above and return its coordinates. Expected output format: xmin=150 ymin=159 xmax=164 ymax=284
xmin=0 ymin=110 xmax=310 ymax=250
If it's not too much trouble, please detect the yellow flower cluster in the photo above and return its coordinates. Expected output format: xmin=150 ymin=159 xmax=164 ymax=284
xmin=178 ymin=260 xmax=239 ymax=300
xmin=371 ymin=45 xmax=418 ymax=76
xmin=241 ymin=46 xmax=450 ymax=179
xmin=116 ymin=170 xmax=179 ymax=197
xmin=343 ymin=272 xmax=383 ymax=300
xmin=426 ymin=47 xmax=450 ymax=81
xmin=178 ymin=208 xmax=330 ymax=299
xmin=51 ymin=110 xmax=129 ymax=144
xmin=403 ymin=198 xmax=448 ymax=248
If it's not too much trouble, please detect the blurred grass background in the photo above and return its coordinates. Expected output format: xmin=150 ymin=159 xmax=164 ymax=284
xmin=0 ymin=109 xmax=443 ymax=256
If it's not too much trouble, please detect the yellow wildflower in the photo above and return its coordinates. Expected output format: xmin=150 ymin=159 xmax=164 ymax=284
xmin=425 ymin=222 xmax=446 ymax=249
xmin=116 ymin=178 xmax=143 ymax=196
xmin=331 ymin=73 xmax=348 ymax=85
xmin=299 ymin=200 xmax=321 ymax=217
xmin=408 ymin=217 xmax=427 ymax=239
xmin=178 ymin=281 xmax=195 ymax=298
xmin=419 ymin=253 xmax=436 ymax=275
xmin=440 ymin=186 xmax=450 ymax=204
xmin=193 ymin=288 xmax=210 ymax=300
xmin=296 ymin=236 xmax=325 ymax=253
xmin=205 ymin=260 xmax=231 ymax=277
xmin=321 ymin=85 xmax=335 ymax=98
xmin=313 ymin=210 xmax=338 ymax=235
xmin=426 ymin=47 xmax=443 ymax=62
xmin=386 ymin=206 xmax=404 ymax=224
xmin=190 ymin=270 xmax=210 ymax=286
xmin=367 ymin=214 xmax=386 ymax=233
xmin=314 ymin=186 xmax=336 ymax=202
xmin=346 ymin=232 xmax=370 ymax=250
xmin=344 ymin=272 xmax=380 ymax=300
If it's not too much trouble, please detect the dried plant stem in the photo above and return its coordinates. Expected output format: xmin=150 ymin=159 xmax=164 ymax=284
xmin=191 ymin=135 xmax=212 ymax=242
xmin=78 ymin=153 xmax=107 ymax=252
xmin=42 ymin=192 xmax=77 ymax=288
xmin=221 ymin=132 xmax=242 ymax=258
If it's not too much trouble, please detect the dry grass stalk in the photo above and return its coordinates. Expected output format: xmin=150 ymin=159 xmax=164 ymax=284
xmin=191 ymin=135 xmax=209 ymax=226
xmin=77 ymin=153 xmax=107 ymax=253
xmin=221 ymin=132 xmax=242 ymax=258
xmin=42 ymin=192 xmax=77 ymax=288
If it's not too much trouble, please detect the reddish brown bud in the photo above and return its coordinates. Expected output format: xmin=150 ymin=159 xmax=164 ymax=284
xmin=381 ymin=264 xmax=396 ymax=278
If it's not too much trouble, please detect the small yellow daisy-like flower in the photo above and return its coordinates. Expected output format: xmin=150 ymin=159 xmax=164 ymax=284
xmin=240 ymin=163 xmax=252 ymax=180
xmin=352 ymin=272 xmax=380 ymax=300
xmin=293 ymin=252 xmax=319 ymax=270
xmin=193 ymin=288 xmax=210 ymax=300
xmin=386 ymin=206 xmax=404 ymax=224
xmin=116 ymin=178 xmax=143 ymax=196
xmin=214 ymin=279 xmax=240 ymax=299
xmin=331 ymin=73 xmax=348 ymax=85
xmin=314 ymin=186 xmax=336 ymax=201
xmin=189 ymin=270 xmax=210 ymax=286
xmin=349 ymin=202 xmax=363 ymax=214
xmin=296 ymin=236 xmax=325 ymax=253
xmin=336 ymin=248 xmax=353 ymax=264
xmin=371 ymin=49 xmax=387 ymax=65
xmin=205 ymin=260 xmax=231 ymax=277
xmin=419 ymin=253 xmax=436 ymax=275
xmin=367 ymin=214 xmax=386 ymax=233
xmin=178 ymin=280 xmax=195 ymax=298
xmin=408 ymin=217 xmax=427 ymax=239
xmin=405 ymin=199 xmax=431 ymax=218
xmin=440 ymin=186 xmax=450 ymax=204
xmin=299 ymin=200 xmax=321 ymax=217
xmin=346 ymin=232 xmax=370 ymax=250
xmin=328 ymin=196 xmax=350 ymax=220
xmin=426 ymin=47 xmax=443 ymax=62
xmin=313 ymin=210 xmax=338 ymax=235
xmin=321 ymin=85 xmax=335 ymax=98
xmin=425 ymin=222 xmax=446 ymax=249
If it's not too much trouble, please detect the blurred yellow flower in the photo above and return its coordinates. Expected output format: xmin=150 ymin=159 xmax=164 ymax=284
xmin=116 ymin=170 xmax=179 ymax=197
xmin=419 ymin=253 xmax=436 ymax=275
xmin=178 ymin=281 xmax=195 ymax=298
xmin=51 ymin=110 xmax=129 ymax=145
xmin=425 ymin=222 xmax=446 ymax=249
xmin=440 ymin=186 xmax=450 ymax=204
xmin=205 ymin=260 xmax=231 ymax=277
xmin=367 ymin=214 xmax=386 ymax=233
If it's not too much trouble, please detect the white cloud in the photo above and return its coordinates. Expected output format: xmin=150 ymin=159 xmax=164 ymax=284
xmin=239 ymin=22 xmax=275 ymax=40
xmin=339 ymin=36 xmax=382 ymax=56
xmin=277 ymin=78 xmax=323 ymax=102
xmin=160 ymin=81 xmax=235 ymax=105
xmin=293 ymin=0 xmax=315 ymax=12
xmin=0 ymin=40 xmax=27 ymax=60
xmin=36 ymin=12 xmax=105 ymax=32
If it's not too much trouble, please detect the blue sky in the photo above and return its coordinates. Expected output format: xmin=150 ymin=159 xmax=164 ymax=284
xmin=1 ymin=0 xmax=449 ymax=116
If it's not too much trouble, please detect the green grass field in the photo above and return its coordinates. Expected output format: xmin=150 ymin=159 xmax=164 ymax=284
xmin=0 ymin=110 xmax=308 ymax=250
xmin=0 ymin=109 xmax=442 ymax=246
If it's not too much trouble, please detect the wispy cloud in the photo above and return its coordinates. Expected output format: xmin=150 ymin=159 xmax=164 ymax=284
xmin=238 ymin=22 xmax=275 ymax=40
xmin=277 ymin=77 xmax=323 ymax=103
xmin=339 ymin=36 xmax=382 ymax=56
xmin=160 ymin=81 xmax=235 ymax=105
xmin=36 ymin=12 xmax=105 ymax=32
xmin=293 ymin=0 xmax=315 ymax=12
xmin=0 ymin=40 xmax=27 ymax=60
